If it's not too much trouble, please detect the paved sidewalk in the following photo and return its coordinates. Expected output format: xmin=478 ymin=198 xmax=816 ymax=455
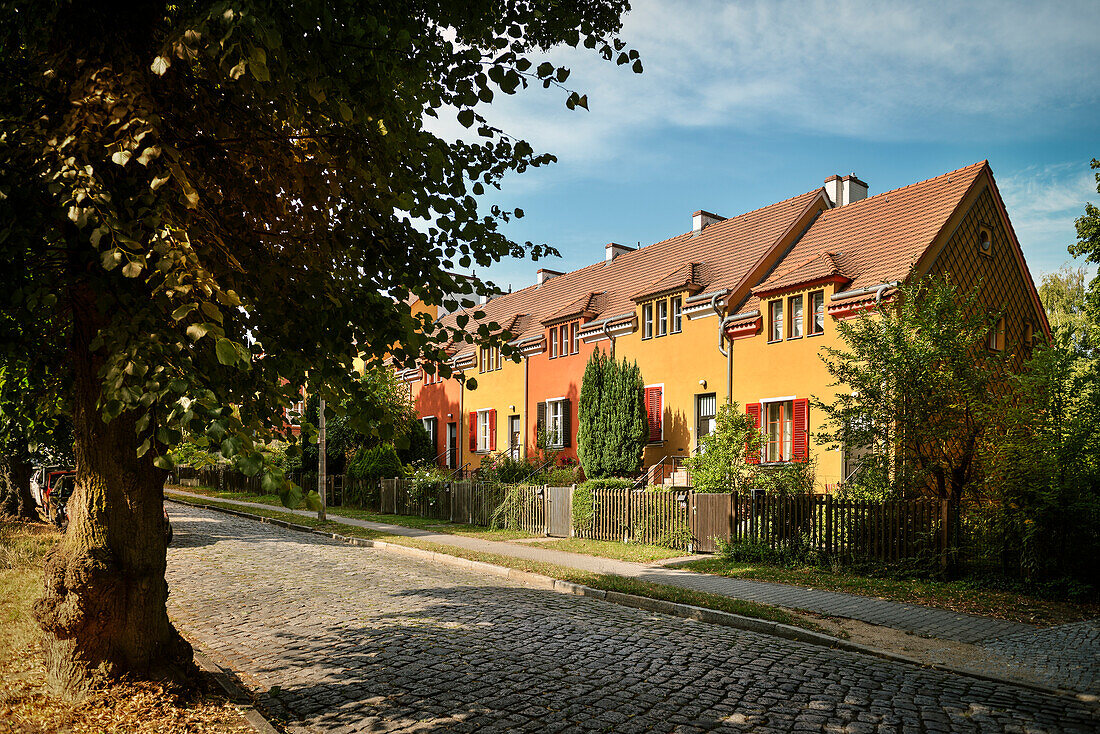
xmin=164 ymin=488 xmax=1025 ymax=644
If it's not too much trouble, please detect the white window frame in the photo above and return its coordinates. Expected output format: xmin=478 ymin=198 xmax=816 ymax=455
xmin=769 ymin=299 xmax=784 ymax=342
xmin=789 ymin=294 xmax=803 ymax=339
xmin=476 ymin=409 xmax=493 ymax=453
xmin=760 ymin=395 xmax=796 ymax=464
xmin=546 ymin=397 xmax=566 ymax=448
xmin=671 ymin=296 xmax=682 ymax=333
xmin=549 ymin=328 xmax=558 ymax=358
xmin=642 ymin=303 xmax=654 ymax=339
xmin=656 ymin=299 xmax=668 ymax=337
xmin=809 ymin=291 xmax=825 ymax=335
xmin=570 ymin=321 xmax=579 ymax=354
xmin=421 ymin=417 xmax=437 ymax=449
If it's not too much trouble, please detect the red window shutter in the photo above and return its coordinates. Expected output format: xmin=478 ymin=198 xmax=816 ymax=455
xmin=745 ymin=403 xmax=762 ymax=464
xmin=488 ymin=409 xmax=497 ymax=451
xmin=792 ymin=398 xmax=809 ymax=462
xmin=645 ymin=387 xmax=662 ymax=443
xmin=468 ymin=412 xmax=477 ymax=452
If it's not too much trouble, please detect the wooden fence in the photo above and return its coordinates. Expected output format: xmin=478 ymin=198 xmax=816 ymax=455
xmin=379 ymin=479 xmax=547 ymax=535
xmin=690 ymin=491 xmax=952 ymax=564
xmin=574 ymin=488 xmax=692 ymax=550
xmin=171 ymin=467 xmax=955 ymax=566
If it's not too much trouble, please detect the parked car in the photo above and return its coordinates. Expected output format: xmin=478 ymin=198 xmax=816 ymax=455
xmin=43 ymin=471 xmax=76 ymax=530
xmin=30 ymin=465 xmax=65 ymax=510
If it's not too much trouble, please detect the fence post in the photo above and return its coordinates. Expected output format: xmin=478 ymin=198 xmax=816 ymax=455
xmin=939 ymin=499 xmax=951 ymax=574
xmin=825 ymin=495 xmax=833 ymax=559
xmin=624 ymin=488 xmax=632 ymax=544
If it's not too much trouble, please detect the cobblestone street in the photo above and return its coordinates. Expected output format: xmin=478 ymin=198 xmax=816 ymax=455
xmin=166 ymin=504 xmax=1099 ymax=733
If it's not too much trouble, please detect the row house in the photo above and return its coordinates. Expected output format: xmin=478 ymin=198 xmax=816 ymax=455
xmin=401 ymin=161 xmax=1049 ymax=489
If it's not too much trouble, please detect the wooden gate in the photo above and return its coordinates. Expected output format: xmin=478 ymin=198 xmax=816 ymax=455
xmin=546 ymin=485 xmax=572 ymax=537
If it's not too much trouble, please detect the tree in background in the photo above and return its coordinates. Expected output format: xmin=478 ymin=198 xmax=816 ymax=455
xmin=1 ymin=0 xmax=639 ymax=696
xmin=1069 ymin=157 xmax=1100 ymax=332
xmin=576 ymin=353 xmax=646 ymax=478
xmin=1039 ymin=266 xmax=1095 ymax=354
xmin=816 ymin=276 xmax=1003 ymax=501
xmin=576 ymin=351 xmax=608 ymax=478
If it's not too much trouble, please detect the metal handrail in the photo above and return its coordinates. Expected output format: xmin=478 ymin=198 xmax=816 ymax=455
xmin=632 ymin=454 xmax=689 ymax=490
xmin=432 ymin=449 xmax=450 ymax=467
xmin=448 ymin=462 xmax=470 ymax=481
xmin=518 ymin=457 xmax=555 ymax=486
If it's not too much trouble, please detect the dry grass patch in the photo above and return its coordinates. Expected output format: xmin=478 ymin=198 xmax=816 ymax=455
xmin=0 ymin=521 xmax=256 ymax=734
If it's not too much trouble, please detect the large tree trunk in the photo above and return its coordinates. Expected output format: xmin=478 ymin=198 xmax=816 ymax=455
xmin=33 ymin=296 xmax=193 ymax=699
xmin=0 ymin=448 xmax=37 ymax=522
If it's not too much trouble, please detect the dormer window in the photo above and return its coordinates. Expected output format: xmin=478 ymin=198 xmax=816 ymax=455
xmin=671 ymin=296 xmax=683 ymax=333
xmin=642 ymin=303 xmax=654 ymax=339
xmin=656 ymin=299 xmax=668 ymax=337
xmin=768 ymin=300 xmax=784 ymax=342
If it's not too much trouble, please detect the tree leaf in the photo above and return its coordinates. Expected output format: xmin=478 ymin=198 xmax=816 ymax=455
xmin=111 ymin=150 xmax=132 ymax=166
xmin=215 ymin=338 xmax=238 ymax=365
xmin=122 ymin=261 xmax=143 ymax=278
xmin=150 ymin=56 xmax=171 ymax=76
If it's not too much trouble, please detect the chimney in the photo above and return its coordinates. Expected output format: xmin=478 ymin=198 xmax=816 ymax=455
xmin=537 ymin=268 xmax=563 ymax=286
xmin=604 ymin=242 xmax=635 ymax=262
xmin=692 ymin=210 xmax=723 ymax=236
xmin=825 ymin=173 xmax=869 ymax=207
xmin=842 ymin=174 xmax=868 ymax=205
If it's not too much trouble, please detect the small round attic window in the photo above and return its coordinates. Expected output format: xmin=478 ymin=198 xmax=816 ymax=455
xmin=978 ymin=227 xmax=992 ymax=256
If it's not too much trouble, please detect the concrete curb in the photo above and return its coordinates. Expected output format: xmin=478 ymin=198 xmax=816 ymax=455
xmin=168 ymin=498 xmax=1087 ymax=703
xmin=190 ymin=644 xmax=284 ymax=734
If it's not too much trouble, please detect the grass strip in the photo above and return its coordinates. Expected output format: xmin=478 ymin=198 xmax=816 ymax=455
xmin=168 ymin=495 xmax=823 ymax=633
xmin=522 ymin=537 xmax=688 ymax=563
xmin=682 ymin=557 xmax=1098 ymax=627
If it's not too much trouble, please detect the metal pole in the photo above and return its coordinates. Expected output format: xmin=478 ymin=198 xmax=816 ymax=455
xmin=318 ymin=397 xmax=327 ymax=521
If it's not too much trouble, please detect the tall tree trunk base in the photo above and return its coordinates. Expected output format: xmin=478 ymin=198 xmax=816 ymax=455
xmin=34 ymin=539 xmax=195 ymax=700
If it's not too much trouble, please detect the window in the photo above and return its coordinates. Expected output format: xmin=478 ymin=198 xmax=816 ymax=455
xmin=642 ymin=303 xmax=653 ymax=339
xmin=570 ymin=321 xmax=579 ymax=354
xmin=476 ymin=409 xmax=495 ymax=452
xmin=287 ymin=400 xmax=305 ymax=425
xmin=644 ymin=386 xmax=663 ymax=443
xmin=788 ymin=295 xmax=803 ymax=339
xmin=809 ymin=291 xmax=825 ymax=335
xmin=747 ymin=399 xmax=808 ymax=464
xmin=547 ymin=399 xmax=566 ymax=448
xmin=479 ymin=346 xmax=502 ymax=371
xmin=696 ymin=393 xmax=716 ymax=451
xmin=656 ymin=299 xmax=668 ymax=337
xmin=559 ymin=324 xmax=569 ymax=357
xmin=537 ymin=399 xmax=571 ymax=449
xmin=549 ymin=328 xmax=558 ymax=358
xmin=768 ymin=300 xmax=784 ymax=342
xmin=1024 ymin=322 xmax=1034 ymax=348
xmin=988 ymin=316 xmax=1005 ymax=351
xmin=765 ymin=401 xmax=793 ymax=463
xmin=421 ymin=417 xmax=437 ymax=451
xmin=978 ymin=225 xmax=993 ymax=257
xmin=671 ymin=296 xmax=682 ymax=333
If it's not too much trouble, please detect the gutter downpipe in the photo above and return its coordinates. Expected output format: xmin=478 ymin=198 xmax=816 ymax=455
xmin=711 ymin=290 xmax=733 ymax=404
xmin=523 ymin=355 xmax=529 ymax=460
xmin=458 ymin=372 xmax=465 ymax=471
xmin=602 ymin=321 xmax=615 ymax=358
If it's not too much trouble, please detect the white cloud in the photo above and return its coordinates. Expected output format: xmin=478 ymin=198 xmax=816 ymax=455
xmin=998 ymin=161 xmax=1098 ymax=275
xmin=437 ymin=0 xmax=1100 ymax=169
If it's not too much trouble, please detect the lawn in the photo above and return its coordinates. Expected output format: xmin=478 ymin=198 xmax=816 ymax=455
xmin=525 ymin=537 xmax=688 ymax=563
xmin=167 ymin=495 xmax=824 ymax=633
xmin=682 ymin=557 xmax=1100 ymax=627
xmin=166 ymin=484 xmax=536 ymax=541
xmin=0 ymin=520 xmax=253 ymax=734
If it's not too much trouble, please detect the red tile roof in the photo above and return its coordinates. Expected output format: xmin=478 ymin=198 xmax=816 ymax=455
xmin=438 ymin=189 xmax=824 ymax=341
xmin=741 ymin=161 xmax=988 ymax=313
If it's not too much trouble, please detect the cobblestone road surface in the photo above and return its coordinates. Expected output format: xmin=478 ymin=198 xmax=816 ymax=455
xmin=166 ymin=504 xmax=1099 ymax=733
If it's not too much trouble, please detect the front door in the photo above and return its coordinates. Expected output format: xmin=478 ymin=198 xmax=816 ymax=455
xmin=446 ymin=422 xmax=457 ymax=468
xmin=696 ymin=393 xmax=717 ymax=452
xmin=508 ymin=415 xmax=521 ymax=459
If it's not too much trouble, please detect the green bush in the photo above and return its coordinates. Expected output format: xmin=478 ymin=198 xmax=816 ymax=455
xmin=397 ymin=420 xmax=435 ymax=466
xmin=348 ymin=444 xmax=404 ymax=482
xmin=580 ymin=478 xmax=633 ymax=491
xmin=572 ymin=483 xmax=594 ymax=532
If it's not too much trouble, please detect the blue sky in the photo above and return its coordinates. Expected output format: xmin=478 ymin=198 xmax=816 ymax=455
xmin=435 ymin=0 xmax=1100 ymax=293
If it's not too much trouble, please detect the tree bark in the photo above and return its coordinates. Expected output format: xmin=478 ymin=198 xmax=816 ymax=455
xmin=0 ymin=447 xmax=37 ymax=522
xmin=33 ymin=295 xmax=193 ymax=699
